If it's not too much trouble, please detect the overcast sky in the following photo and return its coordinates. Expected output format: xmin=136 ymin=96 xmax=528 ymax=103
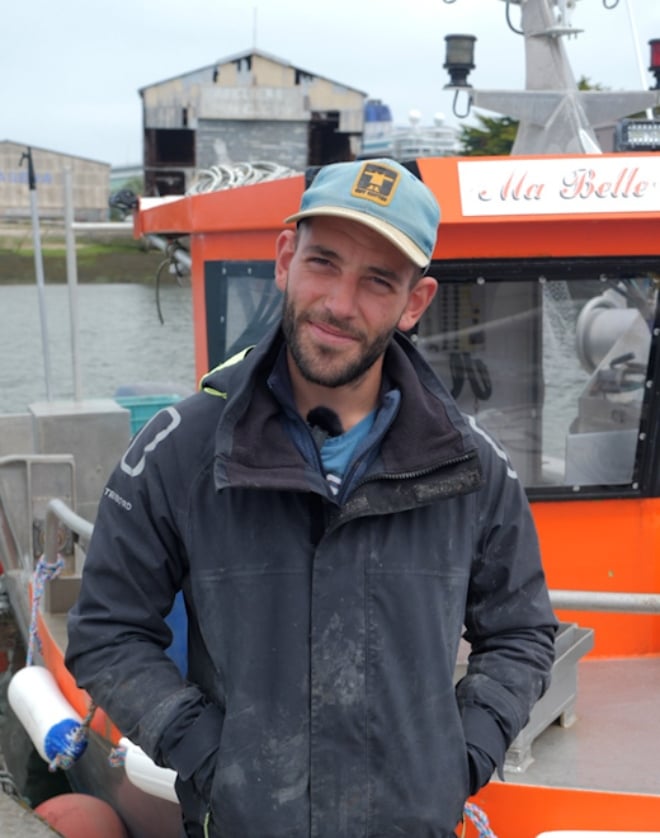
xmin=5 ymin=0 xmax=660 ymax=167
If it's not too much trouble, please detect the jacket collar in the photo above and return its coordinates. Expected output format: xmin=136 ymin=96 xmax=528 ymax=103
xmin=203 ymin=324 xmax=479 ymax=492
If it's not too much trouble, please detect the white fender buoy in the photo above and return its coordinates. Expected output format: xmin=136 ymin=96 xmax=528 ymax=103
xmin=119 ymin=736 xmax=178 ymax=803
xmin=7 ymin=665 xmax=87 ymax=765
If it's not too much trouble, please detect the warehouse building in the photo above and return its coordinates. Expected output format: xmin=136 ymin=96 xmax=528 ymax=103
xmin=0 ymin=141 xmax=110 ymax=221
xmin=139 ymin=49 xmax=367 ymax=196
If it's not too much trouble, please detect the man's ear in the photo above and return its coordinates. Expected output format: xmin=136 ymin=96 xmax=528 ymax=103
xmin=398 ymin=275 xmax=438 ymax=333
xmin=275 ymin=229 xmax=296 ymax=292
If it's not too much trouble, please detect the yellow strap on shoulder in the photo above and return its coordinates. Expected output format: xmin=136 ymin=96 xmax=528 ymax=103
xmin=200 ymin=345 xmax=255 ymax=397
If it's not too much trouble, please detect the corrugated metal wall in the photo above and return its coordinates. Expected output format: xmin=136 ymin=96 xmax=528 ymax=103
xmin=196 ymin=119 xmax=309 ymax=172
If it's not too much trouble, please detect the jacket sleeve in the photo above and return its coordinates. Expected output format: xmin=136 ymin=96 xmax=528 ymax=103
xmin=65 ymin=404 xmax=224 ymax=784
xmin=456 ymin=427 xmax=557 ymax=788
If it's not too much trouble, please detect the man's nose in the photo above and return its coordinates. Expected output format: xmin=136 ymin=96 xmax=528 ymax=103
xmin=324 ymin=275 xmax=359 ymax=318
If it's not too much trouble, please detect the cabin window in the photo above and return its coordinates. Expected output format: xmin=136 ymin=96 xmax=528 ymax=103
xmin=204 ymin=261 xmax=279 ymax=370
xmin=416 ymin=260 xmax=659 ymax=497
xmin=203 ymin=257 xmax=658 ymax=498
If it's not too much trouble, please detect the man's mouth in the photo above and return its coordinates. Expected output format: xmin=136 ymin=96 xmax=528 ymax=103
xmin=305 ymin=315 xmax=361 ymax=346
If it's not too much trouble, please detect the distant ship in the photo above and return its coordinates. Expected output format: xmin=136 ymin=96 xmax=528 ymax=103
xmin=360 ymin=99 xmax=460 ymax=160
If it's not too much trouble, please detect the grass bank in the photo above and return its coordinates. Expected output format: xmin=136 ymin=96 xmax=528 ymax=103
xmin=0 ymin=222 xmax=174 ymax=284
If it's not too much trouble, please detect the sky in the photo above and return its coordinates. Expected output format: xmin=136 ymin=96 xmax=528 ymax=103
xmin=5 ymin=0 xmax=660 ymax=167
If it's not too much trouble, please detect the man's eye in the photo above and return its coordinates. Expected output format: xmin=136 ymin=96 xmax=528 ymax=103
xmin=370 ymin=276 xmax=394 ymax=291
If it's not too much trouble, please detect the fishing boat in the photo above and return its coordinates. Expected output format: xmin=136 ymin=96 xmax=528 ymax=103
xmin=1 ymin=1 xmax=660 ymax=836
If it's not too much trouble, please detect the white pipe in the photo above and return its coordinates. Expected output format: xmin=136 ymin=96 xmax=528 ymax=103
xmin=71 ymin=221 xmax=133 ymax=232
xmin=551 ymin=589 xmax=660 ymax=614
xmin=63 ymin=168 xmax=82 ymax=401
xmin=28 ymin=189 xmax=52 ymax=401
xmin=147 ymin=234 xmax=192 ymax=271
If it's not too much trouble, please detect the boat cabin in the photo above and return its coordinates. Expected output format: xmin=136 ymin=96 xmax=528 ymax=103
xmin=135 ymin=153 xmax=660 ymax=834
xmin=136 ymin=152 xmax=660 ymax=638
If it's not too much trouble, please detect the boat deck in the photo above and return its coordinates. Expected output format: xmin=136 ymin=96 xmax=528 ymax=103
xmin=502 ymin=656 xmax=660 ymax=795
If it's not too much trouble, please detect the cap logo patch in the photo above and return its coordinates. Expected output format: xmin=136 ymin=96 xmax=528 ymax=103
xmin=351 ymin=162 xmax=400 ymax=207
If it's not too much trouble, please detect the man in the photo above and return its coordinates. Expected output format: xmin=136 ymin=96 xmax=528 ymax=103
xmin=66 ymin=158 xmax=557 ymax=837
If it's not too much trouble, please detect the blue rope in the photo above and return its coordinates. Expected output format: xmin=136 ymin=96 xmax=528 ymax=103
xmin=109 ymin=744 xmax=127 ymax=768
xmin=464 ymin=801 xmax=498 ymax=838
xmin=26 ymin=554 xmax=94 ymax=770
xmin=47 ymin=714 xmax=91 ymax=772
xmin=27 ymin=555 xmax=64 ymax=666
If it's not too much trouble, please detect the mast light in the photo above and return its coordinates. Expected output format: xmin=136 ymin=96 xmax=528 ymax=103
xmin=649 ymin=38 xmax=660 ymax=90
xmin=443 ymin=34 xmax=476 ymax=88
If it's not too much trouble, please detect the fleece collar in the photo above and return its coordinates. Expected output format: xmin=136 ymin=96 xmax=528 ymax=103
xmin=202 ymin=324 xmax=478 ymax=493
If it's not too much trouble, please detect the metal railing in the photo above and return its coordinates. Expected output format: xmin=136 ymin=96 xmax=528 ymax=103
xmin=44 ymin=498 xmax=92 ymax=575
xmin=41 ymin=498 xmax=660 ymax=615
xmin=550 ymin=589 xmax=660 ymax=614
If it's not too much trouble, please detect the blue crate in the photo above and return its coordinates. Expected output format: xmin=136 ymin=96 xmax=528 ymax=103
xmin=115 ymin=394 xmax=181 ymax=435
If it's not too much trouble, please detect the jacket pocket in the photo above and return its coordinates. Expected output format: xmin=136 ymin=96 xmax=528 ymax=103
xmin=175 ymin=774 xmax=207 ymax=837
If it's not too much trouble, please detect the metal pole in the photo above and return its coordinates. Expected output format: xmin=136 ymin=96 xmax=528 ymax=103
xmin=63 ymin=167 xmax=82 ymax=401
xmin=146 ymin=234 xmax=192 ymax=271
xmin=624 ymin=0 xmax=654 ymax=119
xmin=550 ymin=589 xmax=660 ymax=614
xmin=20 ymin=147 xmax=52 ymax=401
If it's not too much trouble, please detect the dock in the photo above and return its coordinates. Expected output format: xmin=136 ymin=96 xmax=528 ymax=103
xmin=0 ymin=791 xmax=61 ymax=836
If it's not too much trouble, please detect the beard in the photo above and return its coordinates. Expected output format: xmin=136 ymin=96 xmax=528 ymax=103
xmin=281 ymin=291 xmax=397 ymax=388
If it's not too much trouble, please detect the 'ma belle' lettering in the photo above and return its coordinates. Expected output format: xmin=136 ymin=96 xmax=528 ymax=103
xmin=560 ymin=167 xmax=648 ymax=200
xmin=499 ymin=172 xmax=545 ymax=201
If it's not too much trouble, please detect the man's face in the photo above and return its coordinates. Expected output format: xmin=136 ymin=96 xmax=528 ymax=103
xmin=274 ymin=216 xmax=432 ymax=389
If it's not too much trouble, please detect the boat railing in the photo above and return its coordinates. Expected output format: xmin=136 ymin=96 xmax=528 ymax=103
xmin=44 ymin=497 xmax=93 ymax=571
xmin=41 ymin=497 xmax=92 ymax=615
xmin=0 ymin=454 xmax=76 ymax=573
xmin=550 ymin=590 xmax=660 ymax=614
xmin=38 ymin=497 xmax=660 ymax=615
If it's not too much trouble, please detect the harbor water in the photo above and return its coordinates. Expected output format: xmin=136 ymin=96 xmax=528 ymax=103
xmin=0 ymin=282 xmax=196 ymax=413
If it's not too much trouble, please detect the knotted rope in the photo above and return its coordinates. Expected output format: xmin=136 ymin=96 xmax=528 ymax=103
xmin=26 ymin=555 xmax=64 ymax=666
xmin=109 ymin=743 xmax=127 ymax=768
xmin=461 ymin=801 xmax=498 ymax=838
xmin=47 ymin=700 xmax=97 ymax=772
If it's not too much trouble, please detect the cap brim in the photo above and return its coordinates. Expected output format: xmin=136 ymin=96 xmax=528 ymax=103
xmin=284 ymin=206 xmax=429 ymax=269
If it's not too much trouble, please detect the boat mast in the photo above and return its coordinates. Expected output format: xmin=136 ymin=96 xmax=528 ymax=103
xmin=449 ymin=0 xmax=660 ymax=154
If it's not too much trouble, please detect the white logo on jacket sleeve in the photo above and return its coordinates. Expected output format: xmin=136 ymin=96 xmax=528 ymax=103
xmin=120 ymin=407 xmax=182 ymax=477
xmin=467 ymin=415 xmax=518 ymax=480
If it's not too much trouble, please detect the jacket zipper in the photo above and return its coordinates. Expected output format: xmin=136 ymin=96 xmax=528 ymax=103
xmin=354 ymin=449 xmax=478 ymax=489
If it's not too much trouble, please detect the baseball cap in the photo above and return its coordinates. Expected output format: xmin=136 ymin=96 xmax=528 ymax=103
xmin=284 ymin=159 xmax=440 ymax=269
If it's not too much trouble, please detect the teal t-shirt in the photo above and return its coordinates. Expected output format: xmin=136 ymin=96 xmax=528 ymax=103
xmin=320 ymin=411 xmax=376 ymax=496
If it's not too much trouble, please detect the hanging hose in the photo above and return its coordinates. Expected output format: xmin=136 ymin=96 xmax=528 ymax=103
xmin=153 ymin=238 xmax=191 ymax=325
xmin=505 ymin=0 xmax=524 ymax=35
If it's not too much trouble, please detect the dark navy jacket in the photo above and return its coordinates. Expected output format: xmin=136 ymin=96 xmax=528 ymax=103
xmin=66 ymin=327 xmax=556 ymax=837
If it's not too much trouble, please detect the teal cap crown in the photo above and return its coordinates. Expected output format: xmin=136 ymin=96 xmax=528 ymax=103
xmin=285 ymin=159 xmax=440 ymax=269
